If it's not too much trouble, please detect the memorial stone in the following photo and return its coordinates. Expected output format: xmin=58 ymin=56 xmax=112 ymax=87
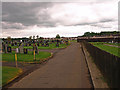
xmin=19 ymin=43 xmax=24 ymax=53
xmin=7 ymin=46 xmax=12 ymax=53
xmin=56 ymin=43 xmax=59 ymax=47
xmin=24 ymin=48 xmax=28 ymax=54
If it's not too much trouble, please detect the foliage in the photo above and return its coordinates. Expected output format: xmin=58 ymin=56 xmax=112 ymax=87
xmin=56 ymin=34 xmax=60 ymax=39
xmin=82 ymin=31 xmax=120 ymax=37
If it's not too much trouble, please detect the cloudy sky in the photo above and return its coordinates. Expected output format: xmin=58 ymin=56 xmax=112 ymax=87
xmin=1 ymin=0 xmax=119 ymax=38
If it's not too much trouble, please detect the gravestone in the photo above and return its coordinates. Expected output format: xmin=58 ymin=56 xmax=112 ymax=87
xmin=16 ymin=48 xmax=19 ymax=53
xmin=19 ymin=43 xmax=21 ymax=46
xmin=2 ymin=43 xmax=5 ymax=53
xmin=37 ymin=43 xmax=39 ymax=47
xmin=19 ymin=44 xmax=24 ymax=53
xmin=24 ymin=48 xmax=28 ymax=54
xmin=7 ymin=46 xmax=12 ymax=53
xmin=25 ymin=43 xmax=28 ymax=46
xmin=15 ymin=42 xmax=17 ymax=46
xmin=66 ymin=41 xmax=68 ymax=45
xmin=29 ymin=43 xmax=31 ymax=46
xmin=56 ymin=43 xmax=59 ymax=47
xmin=41 ymin=43 xmax=44 ymax=46
xmin=33 ymin=45 xmax=39 ymax=54
xmin=45 ymin=43 xmax=49 ymax=47
xmin=35 ymin=46 xmax=39 ymax=54
xmin=11 ymin=43 xmax=14 ymax=46
xmin=5 ymin=44 xmax=8 ymax=53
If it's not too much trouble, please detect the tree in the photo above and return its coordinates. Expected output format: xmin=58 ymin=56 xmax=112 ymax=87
xmin=29 ymin=36 xmax=32 ymax=41
xmin=36 ymin=35 xmax=39 ymax=40
xmin=7 ymin=36 xmax=11 ymax=43
xmin=33 ymin=36 xmax=35 ymax=40
xmin=56 ymin=34 xmax=60 ymax=39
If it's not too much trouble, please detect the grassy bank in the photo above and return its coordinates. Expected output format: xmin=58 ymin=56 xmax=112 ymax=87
xmin=90 ymin=42 xmax=120 ymax=57
xmin=2 ymin=66 xmax=22 ymax=86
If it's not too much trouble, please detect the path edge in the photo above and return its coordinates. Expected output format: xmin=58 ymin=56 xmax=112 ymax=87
xmin=81 ymin=43 xmax=109 ymax=89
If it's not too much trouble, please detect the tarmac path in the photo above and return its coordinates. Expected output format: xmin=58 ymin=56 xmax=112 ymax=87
xmin=10 ymin=42 xmax=92 ymax=88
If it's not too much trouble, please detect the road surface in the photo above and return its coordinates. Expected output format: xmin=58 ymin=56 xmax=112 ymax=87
xmin=10 ymin=42 xmax=92 ymax=88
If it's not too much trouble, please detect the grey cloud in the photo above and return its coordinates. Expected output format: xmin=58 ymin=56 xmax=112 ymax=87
xmin=2 ymin=2 xmax=117 ymax=30
xmin=2 ymin=2 xmax=55 ymax=28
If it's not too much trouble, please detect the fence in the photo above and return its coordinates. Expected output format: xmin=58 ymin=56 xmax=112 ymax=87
xmin=82 ymin=41 xmax=120 ymax=88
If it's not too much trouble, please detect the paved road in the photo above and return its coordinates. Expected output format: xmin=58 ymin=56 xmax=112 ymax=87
xmin=10 ymin=42 xmax=92 ymax=88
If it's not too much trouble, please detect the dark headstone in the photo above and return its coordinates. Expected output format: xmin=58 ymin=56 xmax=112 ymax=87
xmin=11 ymin=43 xmax=14 ymax=46
xmin=24 ymin=48 xmax=28 ymax=54
xmin=37 ymin=43 xmax=39 ymax=46
xmin=56 ymin=43 xmax=59 ymax=47
xmin=45 ymin=43 xmax=49 ymax=47
xmin=7 ymin=46 xmax=12 ymax=53
xmin=41 ymin=43 xmax=44 ymax=46
xmin=29 ymin=43 xmax=31 ymax=46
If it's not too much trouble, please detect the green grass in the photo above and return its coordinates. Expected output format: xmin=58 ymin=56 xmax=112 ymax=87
xmin=2 ymin=66 xmax=22 ymax=86
xmin=104 ymin=42 xmax=120 ymax=46
xmin=2 ymin=51 xmax=51 ymax=62
xmin=90 ymin=42 xmax=120 ymax=57
xmin=70 ymin=40 xmax=77 ymax=42
xmin=9 ymin=42 xmax=70 ymax=49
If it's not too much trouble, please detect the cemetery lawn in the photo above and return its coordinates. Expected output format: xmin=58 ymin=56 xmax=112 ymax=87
xmin=90 ymin=42 xmax=120 ymax=57
xmin=2 ymin=51 xmax=51 ymax=62
xmin=2 ymin=66 xmax=22 ymax=86
xmin=9 ymin=43 xmax=70 ymax=49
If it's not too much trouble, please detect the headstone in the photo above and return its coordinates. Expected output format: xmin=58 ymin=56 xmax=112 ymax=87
xmin=19 ymin=43 xmax=21 ymax=46
xmin=19 ymin=44 xmax=24 ymax=53
xmin=41 ymin=43 xmax=44 ymax=46
xmin=33 ymin=45 xmax=39 ymax=54
xmin=66 ymin=40 xmax=68 ymax=45
xmin=45 ymin=43 xmax=49 ymax=47
xmin=24 ymin=48 xmax=28 ymax=54
xmin=15 ymin=42 xmax=17 ymax=46
xmin=37 ymin=43 xmax=39 ymax=47
xmin=35 ymin=46 xmax=39 ymax=54
xmin=11 ymin=43 xmax=14 ymax=46
xmin=5 ymin=44 xmax=8 ymax=53
xmin=16 ymin=48 xmax=19 ymax=53
xmin=25 ymin=43 xmax=28 ymax=46
xmin=29 ymin=43 xmax=31 ymax=46
xmin=7 ymin=46 xmax=12 ymax=53
xmin=56 ymin=43 xmax=59 ymax=47
xmin=2 ymin=43 xmax=5 ymax=53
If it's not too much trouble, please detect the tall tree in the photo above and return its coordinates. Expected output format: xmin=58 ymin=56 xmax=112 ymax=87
xmin=36 ymin=35 xmax=39 ymax=40
xmin=7 ymin=36 xmax=11 ymax=43
xmin=56 ymin=34 xmax=60 ymax=39
xmin=33 ymin=36 xmax=35 ymax=40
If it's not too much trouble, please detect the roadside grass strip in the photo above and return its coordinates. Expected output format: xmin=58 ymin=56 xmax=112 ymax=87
xmin=90 ymin=42 xmax=120 ymax=57
xmin=2 ymin=66 xmax=22 ymax=86
xmin=2 ymin=51 xmax=51 ymax=62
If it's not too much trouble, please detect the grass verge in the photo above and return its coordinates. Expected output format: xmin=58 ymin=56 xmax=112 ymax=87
xmin=90 ymin=42 xmax=120 ymax=57
xmin=2 ymin=51 xmax=51 ymax=62
xmin=2 ymin=66 xmax=22 ymax=86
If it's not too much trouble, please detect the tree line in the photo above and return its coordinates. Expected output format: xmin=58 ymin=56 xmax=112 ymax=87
xmin=82 ymin=31 xmax=120 ymax=37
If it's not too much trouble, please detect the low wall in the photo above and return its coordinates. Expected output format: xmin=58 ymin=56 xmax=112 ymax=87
xmin=82 ymin=41 xmax=120 ymax=88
